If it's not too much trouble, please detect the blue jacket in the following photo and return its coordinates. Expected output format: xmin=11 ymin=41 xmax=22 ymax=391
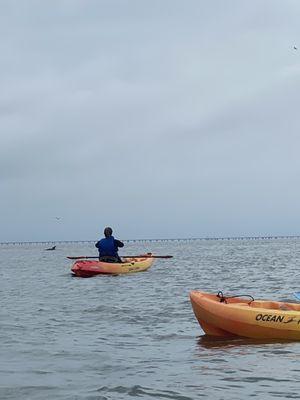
xmin=95 ymin=236 xmax=124 ymax=258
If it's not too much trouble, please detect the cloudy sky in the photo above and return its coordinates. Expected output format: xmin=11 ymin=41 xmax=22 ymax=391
xmin=1 ymin=0 xmax=300 ymax=242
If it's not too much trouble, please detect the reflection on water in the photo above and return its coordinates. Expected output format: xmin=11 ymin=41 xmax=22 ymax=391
xmin=197 ymin=335 xmax=295 ymax=350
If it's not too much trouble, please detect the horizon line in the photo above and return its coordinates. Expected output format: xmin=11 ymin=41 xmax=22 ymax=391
xmin=1 ymin=234 xmax=300 ymax=245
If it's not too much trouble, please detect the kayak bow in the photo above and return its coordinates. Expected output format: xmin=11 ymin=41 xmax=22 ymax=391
xmin=190 ymin=290 xmax=300 ymax=340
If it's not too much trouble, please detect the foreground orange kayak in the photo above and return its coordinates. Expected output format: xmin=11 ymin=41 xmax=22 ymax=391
xmin=71 ymin=256 xmax=154 ymax=277
xmin=190 ymin=290 xmax=300 ymax=340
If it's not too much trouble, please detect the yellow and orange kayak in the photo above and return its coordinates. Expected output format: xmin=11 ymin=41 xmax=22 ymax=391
xmin=190 ymin=290 xmax=300 ymax=340
xmin=71 ymin=256 xmax=154 ymax=277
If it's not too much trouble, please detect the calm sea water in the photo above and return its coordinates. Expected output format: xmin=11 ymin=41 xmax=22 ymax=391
xmin=1 ymin=239 xmax=300 ymax=400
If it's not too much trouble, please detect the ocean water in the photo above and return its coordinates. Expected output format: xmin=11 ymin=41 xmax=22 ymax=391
xmin=1 ymin=238 xmax=300 ymax=400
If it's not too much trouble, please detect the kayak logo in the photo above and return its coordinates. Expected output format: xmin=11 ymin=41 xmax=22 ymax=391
xmin=255 ymin=314 xmax=285 ymax=323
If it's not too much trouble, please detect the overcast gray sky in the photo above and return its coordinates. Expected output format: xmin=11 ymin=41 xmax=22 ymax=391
xmin=1 ymin=0 xmax=300 ymax=242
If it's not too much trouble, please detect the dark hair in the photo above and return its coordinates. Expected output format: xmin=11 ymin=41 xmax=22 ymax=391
xmin=104 ymin=227 xmax=113 ymax=237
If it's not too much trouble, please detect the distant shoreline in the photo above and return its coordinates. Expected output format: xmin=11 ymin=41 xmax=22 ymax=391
xmin=1 ymin=235 xmax=300 ymax=245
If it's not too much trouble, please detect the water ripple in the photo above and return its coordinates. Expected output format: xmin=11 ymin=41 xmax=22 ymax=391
xmin=97 ymin=385 xmax=194 ymax=400
xmin=2 ymin=240 xmax=300 ymax=399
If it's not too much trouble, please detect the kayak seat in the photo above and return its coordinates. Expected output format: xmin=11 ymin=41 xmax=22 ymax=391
xmin=99 ymin=256 xmax=121 ymax=263
xmin=279 ymin=304 xmax=292 ymax=311
xmin=250 ymin=301 xmax=299 ymax=311
xmin=279 ymin=303 xmax=299 ymax=311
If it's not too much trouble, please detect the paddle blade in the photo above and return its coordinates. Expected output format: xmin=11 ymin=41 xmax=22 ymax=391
xmin=293 ymin=292 xmax=300 ymax=301
xmin=157 ymin=255 xmax=173 ymax=258
xmin=67 ymin=256 xmax=99 ymax=260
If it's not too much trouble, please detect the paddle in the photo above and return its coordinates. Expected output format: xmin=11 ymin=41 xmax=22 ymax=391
xmin=67 ymin=254 xmax=173 ymax=260
xmin=293 ymin=292 xmax=300 ymax=301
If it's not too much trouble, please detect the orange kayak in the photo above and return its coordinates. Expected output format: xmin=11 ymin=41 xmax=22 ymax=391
xmin=190 ymin=290 xmax=300 ymax=340
xmin=71 ymin=256 xmax=154 ymax=277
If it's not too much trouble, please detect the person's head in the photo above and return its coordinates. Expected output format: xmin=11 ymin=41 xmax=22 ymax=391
xmin=104 ymin=227 xmax=113 ymax=238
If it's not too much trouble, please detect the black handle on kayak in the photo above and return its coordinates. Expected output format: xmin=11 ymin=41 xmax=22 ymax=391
xmin=217 ymin=291 xmax=255 ymax=304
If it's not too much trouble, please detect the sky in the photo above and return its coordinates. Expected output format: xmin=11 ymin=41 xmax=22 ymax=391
xmin=1 ymin=0 xmax=300 ymax=242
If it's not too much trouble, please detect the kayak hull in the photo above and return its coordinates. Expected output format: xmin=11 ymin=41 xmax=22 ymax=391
xmin=190 ymin=291 xmax=300 ymax=340
xmin=71 ymin=256 xmax=154 ymax=277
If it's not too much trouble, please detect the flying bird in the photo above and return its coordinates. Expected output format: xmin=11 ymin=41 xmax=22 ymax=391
xmin=54 ymin=217 xmax=62 ymax=220
xmin=294 ymin=45 xmax=298 ymax=50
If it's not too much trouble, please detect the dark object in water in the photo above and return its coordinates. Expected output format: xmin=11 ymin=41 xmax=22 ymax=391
xmin=45 ymin=246 xmax=56 ymax=251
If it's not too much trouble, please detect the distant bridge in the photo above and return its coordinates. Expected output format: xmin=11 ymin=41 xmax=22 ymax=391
xmin=1 ymin=235 xmax=300 ymax=245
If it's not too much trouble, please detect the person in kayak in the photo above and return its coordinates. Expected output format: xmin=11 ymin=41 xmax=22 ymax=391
xmin=95 ymin=227 xmax=124 ymax=263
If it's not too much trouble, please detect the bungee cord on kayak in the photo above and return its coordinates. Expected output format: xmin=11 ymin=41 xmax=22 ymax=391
xmin=216 ymin=291 xmax=255 ymax=304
